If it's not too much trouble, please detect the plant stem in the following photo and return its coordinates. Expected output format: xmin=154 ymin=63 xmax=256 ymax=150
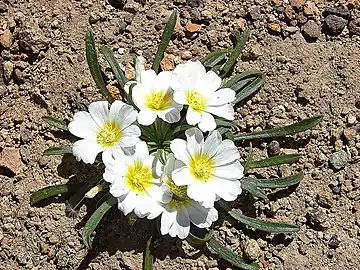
xmin=142 ymin=222 xmax=155 ymax=270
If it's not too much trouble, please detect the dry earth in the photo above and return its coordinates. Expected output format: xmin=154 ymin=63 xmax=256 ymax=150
xmin=0 ymin=0 xmax=359 ymax=269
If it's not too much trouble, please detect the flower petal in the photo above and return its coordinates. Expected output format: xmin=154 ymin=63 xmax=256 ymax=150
xmin=198 ymin=112 xmax=216 ymax=132
xmin=202 ymin=130 xmax=222 ymax=158
xmin=102 ymin=148 xmax=114 ymax=166
xmin=173 ymin=89 xmax=187 ymax=105
xmin=186 ymin=107 xmax=202 ymax=126
xmin=134 ymin=195 xmax=163 ymax=219
xmin=139 ymin=69 xmax=157 ymax=85
xmin=137 ymin=109 xmax=158 ymax=126
xmin=170 ymin=208 xmax=190 ymax=239
xmin=158 ymin=107 xmax=181 ymax=123
xmin=147 ymin=184 xmax=171 ymax=204
xmin=206 ymin=104 xmax=234 ymax=121
xmin=68 ymin=111 xmax=98 ymax=139
xmin=188 ymin=202 xmax=218 ymax=228
xmin=170 ymin=139 xmax=190 ymax=164
xmin=211 ymin=178 xmax=241 ymax=202
xmin=110 ymin=101 xmax=138 ymax=129
xmin=119 ymin=125 xmax=141 ymax=148
xmin=72 ymin=139 xmax=103 ymax=164
xmin=185 ymin=127 xmax=203 ymax=156
xmin=207 ymin=88 xmax=236 ymax=106
xmin=88 ymin=101 xmax=109 ymax=127
xmin=133 ymin=141 xmax=149 ymax=162
xmin=124 ymin=80 xmax=137 ymax=94
xmin=198 ymin=71 xmax=222 ymax=94
xmin=117 ymin=192 xmax=137 ymax=216
xmin=161 ymin=210 xmax=177 ymax=236
xmin=171 ymin=166 xmax=194 ymax=186
xmin=132 ymin=84 xmax=148 ymax=108
xmin=214 ymin=160 xmax=244 ymax=180
xmin=153 ymin=71 xmax=172 ymax=90
xmin=187 ymin=182 xmax=216 ymax=208
xmin=214 ymin=139 xmax=240 ymax=166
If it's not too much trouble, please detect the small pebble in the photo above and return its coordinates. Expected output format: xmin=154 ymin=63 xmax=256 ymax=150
xmin=329 ymin=150 xmax=348 ymax=170
xmin=267 ymin=140 xmax=280 ymax=156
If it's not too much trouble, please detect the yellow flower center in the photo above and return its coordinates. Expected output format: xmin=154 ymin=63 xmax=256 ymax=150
xmin=186 ymin=90 xmax=207 ymax=113
xmin=145 ymin=90 xmax=173 ymax=111
xmin=96 ymin=120 xmax=122 ymax=148
xmin=125 ymin=161 xmax=153 ymax=195
xmin=189 ymin=152 xmax=215 ymax=182
xmin=166 ymin=178 xmax=192 ymax=209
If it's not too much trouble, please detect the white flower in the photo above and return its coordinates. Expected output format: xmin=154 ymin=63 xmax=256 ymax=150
xmin=159 ymin=154 xmax=218 ymax=239
xmin=171 ymin=60 xmax=236 ymax=132
xmin=68 ymin=100 xmax=140 ymax=165
xmin=170 ymin=127 xmax=243 ymax=208
xmin=130 ymin=69 xmax=183 ymax=125
xmin=103 ymin=141 xmax=171 ymax=219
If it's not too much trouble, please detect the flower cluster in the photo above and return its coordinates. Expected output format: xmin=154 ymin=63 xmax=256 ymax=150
xmin=68 ymin=60 xmax=244 ymax=239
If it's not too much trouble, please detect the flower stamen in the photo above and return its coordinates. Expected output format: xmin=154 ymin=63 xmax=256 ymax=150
xmin=125 ymin=161 xmax=153 ymax=195
xmin=96 ymin=120 xmax=122 ymax=148
xmin=186 ymin=90 xmax=207 ymax=113
xmin=189 ymin=153 xmax=214 ymax=182
xmin=166 ymin=178 xmax=192 ymax=208
xmin=145 ymin=90 xmax=173 ymax=111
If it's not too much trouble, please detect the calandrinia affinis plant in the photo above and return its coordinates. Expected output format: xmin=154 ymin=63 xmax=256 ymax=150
xmin=31 ymin=10 xmax=323 ymax=270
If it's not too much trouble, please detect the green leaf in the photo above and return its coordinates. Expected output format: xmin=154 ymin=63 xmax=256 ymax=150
xmin=171 ymin=124 xmax=193 ymax=135
xmin=208 ymin=237 xmax=260 ymax=270
xmin=186 ymin=229 xmax=213 ymax=247
xmin=43 ymin=116 xmax=68 ymax=131
xmin=100 ymin=45 xmax=128 ymax=91
xmin=216 ymin=127 xmax=229 ymax=136
xmin=241 ymin=181 xmax=268 ymax=200
xmin=215 ymin=118 xmax=236 ymax=128
xmin=218 ymin=200 xmax=300 ymax=233
xmin=82 ymin=195 xmax=117 ymax=249
xmin=68 ymin=175 xmax=103 ymax=211
xmin=200 ymin=48 xmax=234 ymax=68
xmin=30 ymin=183 xmax=81 ymax=205
xmin=249 ymin=154 xmax=301 ymax=169
xmin=85 ymin=29 xmax=114 ymax=103
xmin=220 ymin=28 xmax=250 ymax=78
xmin=241 ymin=172 xmax=303 ymax=188
xmin=223 ymin=70 xmax=264 ymax=92
xmin=43 ymin=147 xmax=72 ymax=156
xmin=233 ymin=116 xmax=323 ymax=141
xmin=244 ymin=143 xmax=253 ymax=173
xmin=152 ymin=9 xmax=177 ymax=73
xmin=230 ymin=71 xmax=265 ymax=105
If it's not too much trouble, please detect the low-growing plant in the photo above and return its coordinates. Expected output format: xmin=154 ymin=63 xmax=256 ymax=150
xmin=31 ymin=9 xmax=322 ymax=269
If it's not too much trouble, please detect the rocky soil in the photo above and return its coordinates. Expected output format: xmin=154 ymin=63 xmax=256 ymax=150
xmin=0 ymin=0 xmax=359 ymax=269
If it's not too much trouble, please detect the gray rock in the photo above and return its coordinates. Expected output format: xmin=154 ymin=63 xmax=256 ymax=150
xmin=329 ymin=150 xmax=348 ymax=170
xmin=324 ymin=15 xmax=347 ymax=35
xmin=242 ymin=239 xmax=261 ymax=260
xmin=324 ymin=7 xmax=351 ymax=19
xmin=267 ymin=140 xmax=280 ymax=156
xmin=18 ymin=21 xmax=50 ymax=54
xmin=0 ymin=2 xmax=8 ymax=12
xmin=38 ymin=156 xmax=49 ymax=167
xmin=349 ymin=19 xmax=360 ymax=36
xmin=298 ymin=244 xmax=307 ymax=255
xmin=248 ymin=6 xmax=261 ymax=21
xmin=108 ymin=0 xmax=126 ymax=8
xmin=3 ymin=61 xmax=14 ymax=83
xmin=316 ymin=191 xmax=334 ymax=208
xmin=306 ymin=209 xmax=329 ymax=230
xmin=301 ymin=20 xmax=321 ymax=39
xmin=328 ymin=234 xmax=340 ymax=248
